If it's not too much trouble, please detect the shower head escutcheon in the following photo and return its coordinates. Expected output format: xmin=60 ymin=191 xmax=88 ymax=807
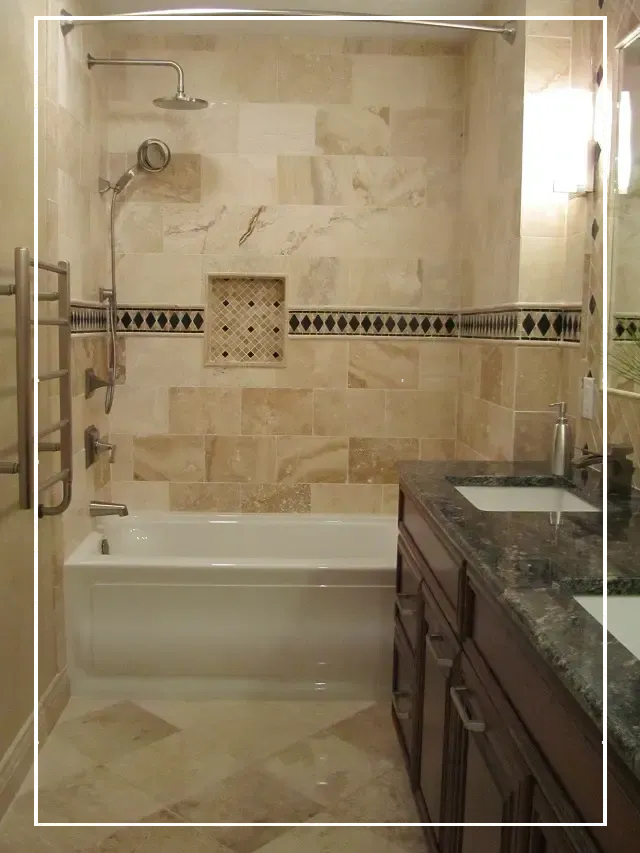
xmin=86 ymin=54 xmax=209 ymax=111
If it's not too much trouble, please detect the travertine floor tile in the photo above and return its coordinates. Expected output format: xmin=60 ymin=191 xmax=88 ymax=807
xmin=53 ymin=701 xmax=180 ymax=763
xmin=105 ymin=727 xmax=239 ymax=803
xmin=331 ymin=769 xmax=425 ymax=852
xmin=249 ymin=822 xmax=415 ymax=853
xmin=169 ymin=768 xmax=322 ymax=852
xmin=90 ymin=812 xmax=233 ymax=853
xmin=322 ymin=702 xmax=404 ymax=764
xmin=35 ymin=764 xmax=162 ymax=824
xmin=260 ymin=731 xmax=393 ymax=807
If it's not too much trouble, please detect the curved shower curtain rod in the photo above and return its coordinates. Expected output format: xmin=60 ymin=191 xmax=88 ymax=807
xmin=60 ymin=8 xmax=517 ymax=43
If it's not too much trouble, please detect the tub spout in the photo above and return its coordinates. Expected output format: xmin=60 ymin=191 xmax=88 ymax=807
xmin=89 ymin=500 xmax=129 ymax=518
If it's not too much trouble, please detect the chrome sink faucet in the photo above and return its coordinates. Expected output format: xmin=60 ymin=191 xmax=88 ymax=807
xmin=572 ymin=446 xmax=634 ymax=497
xmin=89 ymin=500 xmax=129 ymax=517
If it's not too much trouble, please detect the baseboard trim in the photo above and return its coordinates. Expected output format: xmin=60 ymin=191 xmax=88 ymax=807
xmin=0 ymin=669 xmax=69 ymax=820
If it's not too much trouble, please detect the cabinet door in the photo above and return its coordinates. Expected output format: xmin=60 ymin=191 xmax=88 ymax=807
xmin=391 ymin=621 xmax=419 ymax=777
xmin=396 ymin=535 xmax=425 ymax=652
xmin=527 ymin=790 xmax=593 ymax=853
xmin=452 ymin=659 xmax=531 ymax=853
xmin=417 ymin=587 xmax=456 ymax=829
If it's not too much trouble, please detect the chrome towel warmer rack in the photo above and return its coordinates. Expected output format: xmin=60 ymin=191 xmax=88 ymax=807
xmin=0 ymin=247 xmax=72 ymax=516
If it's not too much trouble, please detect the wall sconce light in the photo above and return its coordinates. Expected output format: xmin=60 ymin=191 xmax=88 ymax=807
xmin=551 ymin=89 xmax=596 ymax=195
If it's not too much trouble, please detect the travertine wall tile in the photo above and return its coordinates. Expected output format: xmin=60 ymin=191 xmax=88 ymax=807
xmin=205 ymin=435 xmax=276 ymax=484
xmin=276 ymin=437 xmax=349 ymax=484
xmin=108 ymin=32 xmax=467 ymax=514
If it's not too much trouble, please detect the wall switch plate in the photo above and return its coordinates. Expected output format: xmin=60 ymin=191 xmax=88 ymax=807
xmin=581 ymin=376 xmax=595 ymax=420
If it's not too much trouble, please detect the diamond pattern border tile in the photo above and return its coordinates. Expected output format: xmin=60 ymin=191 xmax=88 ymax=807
xmin=612 ymin=314 xmax=640 ymax=341
xmin=70 ymin=302 xmax=108 ymax=334
xmin=205 ymin=275 xmax=286 ymax=367
xmin=71 ymin=302 xmax=582 ymax=344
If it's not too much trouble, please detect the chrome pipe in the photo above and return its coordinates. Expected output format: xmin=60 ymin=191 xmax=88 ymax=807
xmin=38 ymin=442 xmax=61 ymax=452
xmin=38 ymin=292 xmax=59 ymax=301
xmin=62 ymin=10 xmax=517 ymax=43
xmin=87 ymin=54 xmax=186 ymax=96
xmin=15 ymin=247 xmax=32 ymax=510
xmin=0 ymin=463 xmax=19 ymax=475
xmin=0 ymin=284 xmax=16 ymax=296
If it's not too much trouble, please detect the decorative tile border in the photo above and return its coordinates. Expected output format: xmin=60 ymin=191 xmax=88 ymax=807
xmin=288 ymin=311 xmax=457 ymax=337
xmin=613 ymin=314 xmax=640 ymax=341
xmin=460 ymin=307 xmax=581 ymax=343
xmin=70 ymin=302 xmax=583 ymax=343
xmin=117 ymin=307 xmax=205 ymax=333
xmin=70 ymin=302 xmax=107 ymax=334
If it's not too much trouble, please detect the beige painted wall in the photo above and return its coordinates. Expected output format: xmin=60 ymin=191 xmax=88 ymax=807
xmin=0 ymin=0 xmax=42 ymax=802
xmin=104 ymin=33 xmax=465 ymax=513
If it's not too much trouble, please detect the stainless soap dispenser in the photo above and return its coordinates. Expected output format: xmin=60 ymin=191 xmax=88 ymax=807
xmin=549 ymin=402 xmax=572 ymax=476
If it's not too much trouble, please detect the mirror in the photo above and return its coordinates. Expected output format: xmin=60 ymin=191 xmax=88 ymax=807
xmin=609 ymin=25 xmax=640 ymax=397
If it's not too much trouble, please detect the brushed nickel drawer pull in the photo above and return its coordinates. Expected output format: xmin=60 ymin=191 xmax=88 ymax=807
xmin=392 ymin=690 xmax=413 ymax=720
xmin=450 ymin=686 xmax=486 ymax=733
xmin=425 ymin=632 xmax=453 ymax=670
xmin=397 ymin=593 xmax=418 ymax=617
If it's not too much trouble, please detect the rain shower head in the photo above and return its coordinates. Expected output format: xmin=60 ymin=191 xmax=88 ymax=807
xmin=153 ymin=92 xmax=209 ymax=111
xmin=87 ymin=54 xmax=209 ymax=111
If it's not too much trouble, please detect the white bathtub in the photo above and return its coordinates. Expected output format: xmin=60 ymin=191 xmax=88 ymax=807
xmin=64 ymin=512 xmax=398 ymax=699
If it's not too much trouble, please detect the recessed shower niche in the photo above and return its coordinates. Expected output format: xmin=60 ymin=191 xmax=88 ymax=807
xmin=205 ymin=275 xmax=286 ymax=368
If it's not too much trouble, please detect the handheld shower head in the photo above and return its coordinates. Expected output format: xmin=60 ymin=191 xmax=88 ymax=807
xmin=112 ymin=139 xmax=172 ymax=194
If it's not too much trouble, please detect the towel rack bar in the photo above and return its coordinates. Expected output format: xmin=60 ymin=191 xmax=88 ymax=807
xmin=38 ymin=468 xmax=70 ymax=492
xmin=0 ymin=463 xmax=20 ymax=474
xmin=31 ymin=258 xmax=68 ymax=275
xmin=0 ymin=284 xmax=16 ymax=297
xmin=39 ymin=369 xmax=69 ymax=382
xmin=39 ymin=442 xmax=61 ymax=452
xmin=38 ymin=292 xmax=59 ymax=301
xmin=38 ymin=419 xmax=69 ymax=439
xmin=37 ymin=317 xmax=69 ymax=327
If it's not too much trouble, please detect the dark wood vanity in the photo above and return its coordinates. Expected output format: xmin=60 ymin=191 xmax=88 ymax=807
xmin=393 ymin=485 xmax=640 ymax=853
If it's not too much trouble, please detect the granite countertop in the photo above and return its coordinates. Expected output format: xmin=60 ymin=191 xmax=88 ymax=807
xmin=397 ymin=460 xmax=640 ymax=782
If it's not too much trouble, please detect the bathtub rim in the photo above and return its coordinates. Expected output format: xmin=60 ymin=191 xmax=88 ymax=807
xmin=66 ymin=511 xmax=399 ymax=572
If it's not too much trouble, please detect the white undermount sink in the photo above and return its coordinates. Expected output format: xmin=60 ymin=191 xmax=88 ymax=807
xmin=455 ymin=485 xmax=599 ymax=513
xmin=574 ymin=596 xmax=640 ymax=661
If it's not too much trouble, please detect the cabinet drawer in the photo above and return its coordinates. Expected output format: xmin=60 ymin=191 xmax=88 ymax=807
xmin=392 ymin=620 xmax=420 ymax=779
xmin=397 ymin=534 xmax=425 ymax=651
xmin=401 ymin=493 xmax=463 ymax=615
xmin=463 ymin=571 xmax=604 ymax=826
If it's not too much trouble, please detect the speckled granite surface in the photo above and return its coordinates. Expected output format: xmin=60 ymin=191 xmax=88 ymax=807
xmin=398 ymin=460 xmax=640 ymax=781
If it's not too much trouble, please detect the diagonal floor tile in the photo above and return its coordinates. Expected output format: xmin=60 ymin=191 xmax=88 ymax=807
xmin=35 ymin=764 xmax=163 ymax=824
xmin=322 ymin=702 xmax=404 ymax=764
xmin=53 ymin=701 xmax=180 ymax=764
xmin=88 ymin=810 xmax=235 ymax=853
xmin=169 ymin=767 xmax=322 ymax=853
xmin=105 ymin=727 xmax=239 ymax=804
xmin=260 ymin=731 xmax=393 ymax=808
xmin=249 ymin=822 xmax=420 ymax=853
xmin=0 ymin=792 xmax=107 ymax=853
xmin=331 ymin=768 xmax=425 ymax=852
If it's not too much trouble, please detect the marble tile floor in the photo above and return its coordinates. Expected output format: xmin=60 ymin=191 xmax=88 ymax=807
xmin=0 ymin=698 xmax=426 ymax=853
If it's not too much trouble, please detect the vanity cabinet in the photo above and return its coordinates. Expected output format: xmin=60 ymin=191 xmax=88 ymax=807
xmin=394 ymin=489 xmax=640 ymax=853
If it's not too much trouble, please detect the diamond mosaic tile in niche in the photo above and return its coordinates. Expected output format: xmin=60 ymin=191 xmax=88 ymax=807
xmin=206 ymin=275 xmax=286 ymax=367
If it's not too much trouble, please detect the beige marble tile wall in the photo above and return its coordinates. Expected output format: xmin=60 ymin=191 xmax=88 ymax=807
xmin=457 ymin=3 xmax=591 ymax=462
xmin=104 ymin=33 xmax=464 ymax=513
xmin=0 ymin=0 xmax=44 ymax=815
xmin=41 ymin=2 xmax=114 ymax=555
xmin=602 ymin=0 xmax=640 ymax=486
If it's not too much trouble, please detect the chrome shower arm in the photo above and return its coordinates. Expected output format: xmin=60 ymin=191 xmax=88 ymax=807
xmin=87 ymin=54 xmax=186 ymax=96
